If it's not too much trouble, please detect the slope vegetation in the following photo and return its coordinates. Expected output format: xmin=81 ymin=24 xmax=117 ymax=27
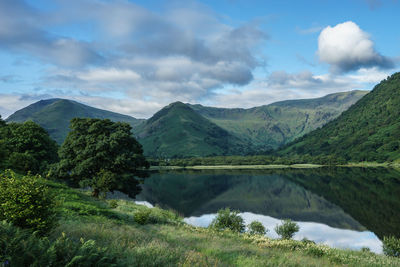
xmin=134 ymin=102 xmax=248 ymax=158
xmin=190 ymin=90 xmax=367 ymax=150
xmin=7 ymin=99 xmax=143 ymax=143
xmin=280 ymin=73 xmax=400 ymax=162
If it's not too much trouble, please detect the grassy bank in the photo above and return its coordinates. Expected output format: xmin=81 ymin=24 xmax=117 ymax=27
xmin=20 ymin=179 xmax=399 ymax=266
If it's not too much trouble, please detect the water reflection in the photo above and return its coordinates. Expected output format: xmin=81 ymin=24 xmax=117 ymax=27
xmin=136 ymin=167 xmax=400 ymax=252
xmin=185 ymin=212 xmax=382 ymax=253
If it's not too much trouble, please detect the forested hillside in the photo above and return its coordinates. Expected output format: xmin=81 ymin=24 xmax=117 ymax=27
xmin=280 ymin=73 xmax=400 ymax=162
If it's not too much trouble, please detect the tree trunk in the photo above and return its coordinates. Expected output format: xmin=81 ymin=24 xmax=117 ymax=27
xmin=92 ymin=188 xmax=100 ymax=198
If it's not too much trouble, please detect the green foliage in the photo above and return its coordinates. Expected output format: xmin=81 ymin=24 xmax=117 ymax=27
xmin=247 ymin=220 xmax=267 ymax=235
xmin=0 ymin=121 xmax=58 ymax=173
xmin=210 ymin=208 xmax=245 ymax=233
xmin=108 ymin=199 xmax=118 ymax=209
xmin=0 ymin=170 xmax=57 ymax=234
xmin=275 ymin=219 xmax=300 ymax=240
xmin=8 ymin=152 xmax=39 ymax=173
xmin=80 ymin=169 xmax=118 ymax=198
xmin=134 ymin=209 xmax=151 ymax=225
xmin=0 ymin=115 xmax=5 ymax=127
xmin=7 ymin=98 xmax=143 ymax=144
xmin=8 ymin=176 xmax=399 ymax=267
xmin=55 ymin=118 xmax=148 ymax=198
xmin=0 ymin=221 xmax=118 ymax=266
xmin=383 ymin=236 xmax=400 ymax=257
xmin=361 ymin=247 xmax=370 ymax=252
xmin=153 ymin=154 xmax=347 ymax=166
xmin=281 ymin=72 xmax=400 ymax=162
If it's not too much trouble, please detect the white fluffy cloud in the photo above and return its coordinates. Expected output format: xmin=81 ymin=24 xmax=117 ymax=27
xmin=317 ymin=21 xmax=393 ymax=72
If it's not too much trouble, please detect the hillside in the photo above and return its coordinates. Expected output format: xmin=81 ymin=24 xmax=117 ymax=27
xmin=133 ymin=102 xmax=248 ymax=158
xmin=189 ymin=90 xmax=367 ymax=150
xmin=7 ymin=99 xmax=143 ymax=144
xmin=7 ymin=90 xmax=366 ymax=157
xmin=4 ymin=176 xmax=397 ymax=266
xmin=280 ymin=73 xmax=400 ymax=162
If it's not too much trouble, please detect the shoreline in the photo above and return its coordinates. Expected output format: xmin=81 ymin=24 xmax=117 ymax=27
xmin=149 ymin=162 xmax=400 ymax=170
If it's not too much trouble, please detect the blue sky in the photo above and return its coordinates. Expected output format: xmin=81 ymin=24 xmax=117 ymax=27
xmin=0 ymin=0 xmax=399 ymax=118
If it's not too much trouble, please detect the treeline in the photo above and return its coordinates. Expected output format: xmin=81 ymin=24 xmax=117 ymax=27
xmin=149 ymin=154 xmax=347 ymax=167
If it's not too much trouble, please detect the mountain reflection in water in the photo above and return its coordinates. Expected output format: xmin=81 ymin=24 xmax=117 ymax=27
xmin=136 ymin=167 xmax=400 ymax=253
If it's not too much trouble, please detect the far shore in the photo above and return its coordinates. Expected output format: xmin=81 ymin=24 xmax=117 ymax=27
xmin=150 ymin=164 xmax=323 ymax=170
xmin=149 ymin=162 xmax=400 ymax=170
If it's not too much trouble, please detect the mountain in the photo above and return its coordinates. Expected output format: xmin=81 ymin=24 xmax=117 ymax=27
xmin=189 ymin=90 xmax=367 ymax=150
xmin=279 ymin=73 xmax=400 ymax=162
xmin=7 ymin=99 xmax=143 ymax=144
xmin=133 ymin=102 xmax=248 ymax=158
xmin=7 ymin=89 xmax=367 ymax=157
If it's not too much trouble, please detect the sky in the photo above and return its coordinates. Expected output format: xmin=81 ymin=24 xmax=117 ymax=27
xmin=0 ymin=0 xmax=399 ymax=118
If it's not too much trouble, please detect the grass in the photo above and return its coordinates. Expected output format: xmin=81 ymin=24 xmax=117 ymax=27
xmin=41 ymin=179 xmax=400 ymax=266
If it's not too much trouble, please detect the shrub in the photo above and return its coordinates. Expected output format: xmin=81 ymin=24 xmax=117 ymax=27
xmin=134 ymin=209 xmax=151 ymax=225
xmin=275 ymin=219 xmax=299 ymax=240
xmin=247 ymin=220 xmax=267 ymax=235
xmin=0 ymin=170 xmax=57 ymax=234
xmin=383 ymin=236 xmax=400 ymax=257
xmin=109 ymin=199 xmax=118 ymax=209
xmin=209 ymin=208 xmax=245 ymax=233
xmin=361 ymin=247 xmax=371 ymax=252
xmin=301 ymin=237 xmax=315 ymax=245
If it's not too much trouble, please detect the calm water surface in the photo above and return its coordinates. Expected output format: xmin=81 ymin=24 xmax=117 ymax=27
xmin=136 ymin=167 xmax=400 ymax=253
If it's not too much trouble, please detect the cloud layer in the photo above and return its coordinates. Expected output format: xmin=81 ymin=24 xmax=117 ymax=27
xmin=0 ymin=1 xmax=397 ymax=119
xmin=317 ymin=21 xmax=393 ymax=73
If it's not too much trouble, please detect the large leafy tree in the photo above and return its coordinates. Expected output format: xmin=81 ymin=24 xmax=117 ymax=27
xmin=0 ymin=120 xmax=58 ymax=173
xmin=56 ymin=118 xmax=149 ymax=198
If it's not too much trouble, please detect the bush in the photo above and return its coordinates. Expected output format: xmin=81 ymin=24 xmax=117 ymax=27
xmin=247 ymin=220 xmax=267 ymax=235
xmin=383 ymin=236 xmax=400 ymax=257
xmin=0 ymin=221 xmax=119 ymax=266
xmin=0 ymin=170 xmax=57 ymax=234
xmin=134 ymin=209 xmax=151 ymax=225
xmin=361 ymin=247 xmax=371 ymax=252
xmin=109 ymin=199 xmax=118 ymax=209
xmin=210 ymin=208 xmax=245 ymax=233
xmin=275 ymin=219 xmax=299 ymax=240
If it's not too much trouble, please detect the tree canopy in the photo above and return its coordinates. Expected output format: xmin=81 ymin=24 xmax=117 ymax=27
xmin=55 ymin=118 xmax=149 ymax=198
xmin=0 ymin=120 xmax=58 ymax=173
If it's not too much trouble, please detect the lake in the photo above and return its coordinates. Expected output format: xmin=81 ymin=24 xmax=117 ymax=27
xmin=136 ymin=167 xmax=400 ymax=253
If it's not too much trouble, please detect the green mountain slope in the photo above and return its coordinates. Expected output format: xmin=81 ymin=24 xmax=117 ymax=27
xmin=280 ymin=73 xmax=400 ymax=162
xmin=7 ymin=99 xmax=143 ymax=144
xmin=189 ymin=90 xmax=367 ymax=150
xmin=133 ymin=102 xmax=248 ymax=158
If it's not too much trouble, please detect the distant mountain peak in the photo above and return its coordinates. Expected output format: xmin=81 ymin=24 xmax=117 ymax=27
xmin=7 ymin=98 xmax=143 ymax=144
